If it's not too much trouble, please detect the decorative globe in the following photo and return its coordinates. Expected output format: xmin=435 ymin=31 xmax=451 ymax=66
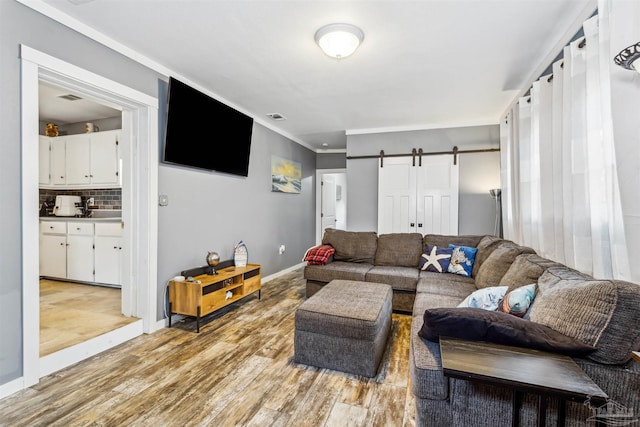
xmin=206 ymin=251 xmax=220 ymax=267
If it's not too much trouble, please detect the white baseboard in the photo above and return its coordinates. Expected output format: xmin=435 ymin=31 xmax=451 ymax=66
xmin=39 ymin=320 xmax=143 ymax=378
xmin=0 ymin=376 xmax=27 ymax=400
xmin=262 ymin=262 xmax=305 ymax=283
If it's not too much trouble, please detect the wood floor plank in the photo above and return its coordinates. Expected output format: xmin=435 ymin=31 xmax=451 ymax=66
xmin=2 ymin=269 xmax=416 ymax=426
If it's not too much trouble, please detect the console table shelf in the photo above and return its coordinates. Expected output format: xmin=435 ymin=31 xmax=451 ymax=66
xmin=168 ymin=263 xmax=261 ymax=332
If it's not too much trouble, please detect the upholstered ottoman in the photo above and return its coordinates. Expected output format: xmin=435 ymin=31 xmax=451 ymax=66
xmin=294 ymin=279 xmax=392 ymax=377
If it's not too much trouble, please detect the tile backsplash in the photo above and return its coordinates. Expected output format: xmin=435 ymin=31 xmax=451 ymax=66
xmin=40 ymin=188 xmax=121 ymax=210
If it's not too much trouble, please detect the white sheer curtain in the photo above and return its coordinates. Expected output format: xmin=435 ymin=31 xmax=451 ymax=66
xmin=500 ymin=2 xmax=631 ymax=280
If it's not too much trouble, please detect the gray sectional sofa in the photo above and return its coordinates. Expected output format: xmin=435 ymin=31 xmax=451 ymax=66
xmin=303 ymin=229 xmax=640 ymax=426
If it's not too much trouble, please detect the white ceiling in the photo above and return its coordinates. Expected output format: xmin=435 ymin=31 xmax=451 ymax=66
xmin=39 ymin=82 xmax=121 ymax=125
xmin=35 ymin=0 xmax=595 ymax=151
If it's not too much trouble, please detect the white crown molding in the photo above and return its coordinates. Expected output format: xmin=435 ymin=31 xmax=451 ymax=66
xmin=16 ymin=0 xmax=314 ymax=152
xmin=346 ymin=119 xmax=499 ymax=136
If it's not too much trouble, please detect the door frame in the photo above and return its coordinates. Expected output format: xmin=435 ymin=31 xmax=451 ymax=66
xmin=315 ymin=168 xmax=346 ymax=244
xmin=19 ymin=46 xmax=159 ymax=389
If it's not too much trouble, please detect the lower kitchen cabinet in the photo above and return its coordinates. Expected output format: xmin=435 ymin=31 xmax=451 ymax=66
xmin=40 ymin=233 xmax=67 ymax=278
xmin=94 ymin=223 xmax=122 ymax=286
xmin=39 ymin=220 xmax=122 ymax=287
xmin=66 ymin=222 xmax=95 ymax=282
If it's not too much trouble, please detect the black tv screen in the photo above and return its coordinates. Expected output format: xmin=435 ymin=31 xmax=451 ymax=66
xmin=163 ymin=77 xmax=254 ymax=176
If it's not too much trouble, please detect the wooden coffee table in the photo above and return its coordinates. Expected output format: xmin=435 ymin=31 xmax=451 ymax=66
xmin=440 ymin=338 xmax=608 ymax=427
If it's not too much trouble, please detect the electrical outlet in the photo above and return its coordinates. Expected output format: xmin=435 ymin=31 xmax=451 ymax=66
xmin=88 ymin=197 xmax=95 ymax=206
xmin=159 ymin=194 xmax=169 ymax=206
xmin=279 ymin=244 xmax=285 ymax=255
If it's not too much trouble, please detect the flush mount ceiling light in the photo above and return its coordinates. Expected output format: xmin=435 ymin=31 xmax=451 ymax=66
xmin=315 ymin=23 xmax=364 ymax=59
xmin=614 ymin=42 xmax=640 ymax=73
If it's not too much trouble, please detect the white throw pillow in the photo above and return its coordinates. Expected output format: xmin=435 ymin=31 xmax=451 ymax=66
xmin=457 ymin=286 xmax=509 ymax=311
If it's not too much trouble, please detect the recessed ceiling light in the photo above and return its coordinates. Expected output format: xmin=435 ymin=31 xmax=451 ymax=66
xmin=267 ymin=113 xmax=287 ymax=121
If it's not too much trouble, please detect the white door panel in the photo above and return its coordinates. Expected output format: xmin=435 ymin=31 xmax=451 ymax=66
xmin=379 ymin=155 xmax=458 ymax=235
xmin=321 ymin=175 xmax=337 ymax=232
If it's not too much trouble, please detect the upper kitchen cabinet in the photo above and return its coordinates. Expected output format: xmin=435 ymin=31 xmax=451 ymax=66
xmin=40 ymin=129 xmax=120 ymax=189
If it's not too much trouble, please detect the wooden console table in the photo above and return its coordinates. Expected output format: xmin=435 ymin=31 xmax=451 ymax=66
xmin=168 ymin=263 xmax=261 ymax=332
xmin=440 ymin=338 xmax=608 ymax=427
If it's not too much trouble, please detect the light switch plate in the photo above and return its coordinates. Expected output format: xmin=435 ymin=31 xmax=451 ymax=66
xmin=159 ymin=194 xmax=169 ymax=206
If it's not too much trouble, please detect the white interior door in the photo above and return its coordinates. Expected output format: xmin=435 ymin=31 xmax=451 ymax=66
xmin=321 ymin=175 xmax=337 ymax=231
xmin=378 ymin=158 xmax=417 ymax=234
xmin=416 ymin=155 xmax=459 ymax=235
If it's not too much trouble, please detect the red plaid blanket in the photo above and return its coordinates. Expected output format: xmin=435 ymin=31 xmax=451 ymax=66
xmin=302 ymin=244 xmax=335 ymax=265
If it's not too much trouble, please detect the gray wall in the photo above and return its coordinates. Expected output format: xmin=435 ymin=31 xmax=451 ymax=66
xmin=316 ymin=152 xmax=346 ymax=169
xmin=157 ymin=123 xmax=316 ymax=318
xmin=346 ymin=126 xmax=501 ymax=234
xmin=0 ymin=1 xmax=315 ymax=388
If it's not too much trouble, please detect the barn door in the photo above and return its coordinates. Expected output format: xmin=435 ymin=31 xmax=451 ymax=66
xmin=378 ymin=155 xmax=458 ymax=235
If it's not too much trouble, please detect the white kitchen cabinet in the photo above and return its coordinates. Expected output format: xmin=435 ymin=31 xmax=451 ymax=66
xmin=39 ymin=136 xmax=51 ymax=185
xmin=40 ymin=130 xmax=120 ymax=189
xmin=66 ymin=222 xmax=95 ymax=282
xmin=65 ymin=134 xmax=92 ymax=185
xmin=90 ymin=130 xmax=119 ymax=185
xmin=94 ymin=222 xmax=122 ymax=286
xmin=39 ymin=221 xmax=67 ymax=278
xmin=50 ymin=137 xmax=67 ymax=185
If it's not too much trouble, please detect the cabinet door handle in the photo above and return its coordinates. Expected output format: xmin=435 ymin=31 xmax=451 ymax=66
xmin=113 ymin=246 xmax=118 ymax=249
xmin=66 ymin=243 xmax=70 ymax=246
xmin=418 ymin=223 xmax=423 ymax=228
xmin=76 ymin=227 xmax=81 ymax=230
xmin=85 ymin=175 xmax=89 ymax=178
xmin=410 ymin=223 xmax=415 ymax=227
xmin=50 ymin=226 xmax=54 ymax=229
xmin=60 ymin=242 xmax=64 ymax=246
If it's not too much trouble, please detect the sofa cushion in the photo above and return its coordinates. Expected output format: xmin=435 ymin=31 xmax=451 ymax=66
xmin=419 ymin=270 xmax=476 ymax=285
xmin=419 ymin=245 xmax=453 ymax=273
xmin=413 ymin=291 xmax=466 ymax=317
xmin=416 ymin=276 xmax=477 ymax=300
xmin=474 ymin=244 xmax=535 ymax=289
xmin=471 ymin=235 xmax=505 ymax=277
xmin=322 ymin=229 xmax=377 ymax=263
xmin=410 ymin=315 xmax=450 ymax=400
xmin=418 ymin=307 xmax=597 ymax=356
xmin=304 ymin=261 xmax=373 ymax=283
xmin=374 ymin=233 xmax=423 ymax=267
xmin=530 ymin=267 xmax=640 ymax=365
xmin=365 ymin=266 xmax=419 ymax=292
xmin=499 ymin=253 xmax=565 ymax=291
xmin=423 ymin=234 xmax=483 ymax=249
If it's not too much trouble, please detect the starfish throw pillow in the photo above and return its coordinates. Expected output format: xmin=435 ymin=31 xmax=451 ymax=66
xmin=419 ymin=244 xmax=453 ymax=273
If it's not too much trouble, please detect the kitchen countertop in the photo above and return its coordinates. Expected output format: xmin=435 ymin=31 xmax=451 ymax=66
xmin=39 ymin=209 xmax=122 ymax=222
xmin=40 ymin=216 xmax=121 ymax=222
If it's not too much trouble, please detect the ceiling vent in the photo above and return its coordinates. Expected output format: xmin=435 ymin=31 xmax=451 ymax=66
xmin=267 ymin=113 xmax=287 ymax=121
xmin=58 ymin=94 xmax=83 ymax=101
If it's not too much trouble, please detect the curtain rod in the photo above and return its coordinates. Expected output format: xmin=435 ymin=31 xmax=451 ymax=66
xmin=346 ymin=146 xmax=500 ymax=167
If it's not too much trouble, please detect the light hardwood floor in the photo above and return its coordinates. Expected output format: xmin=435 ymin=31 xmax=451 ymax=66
xmin=40 ymin=279 xmax=139 ymax=357
xmin=4 ymin=269 xmax=415 ymax=426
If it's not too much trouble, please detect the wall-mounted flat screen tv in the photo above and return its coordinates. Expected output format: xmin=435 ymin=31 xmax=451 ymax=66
xmin=163 ymin=77 xmax=254 ymax=177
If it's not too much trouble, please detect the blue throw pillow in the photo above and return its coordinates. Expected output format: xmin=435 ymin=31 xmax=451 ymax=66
xmin=419 ymin=244 xmax=452 ymax=273
xmin=447 ymin=244 xmax=478 ymax=277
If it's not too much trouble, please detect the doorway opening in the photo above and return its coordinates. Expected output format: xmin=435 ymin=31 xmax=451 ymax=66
xmin=20 ymin=45 xmax=159 ymax=391
xmin=316 ymin=169 xmax=347 ymax=244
